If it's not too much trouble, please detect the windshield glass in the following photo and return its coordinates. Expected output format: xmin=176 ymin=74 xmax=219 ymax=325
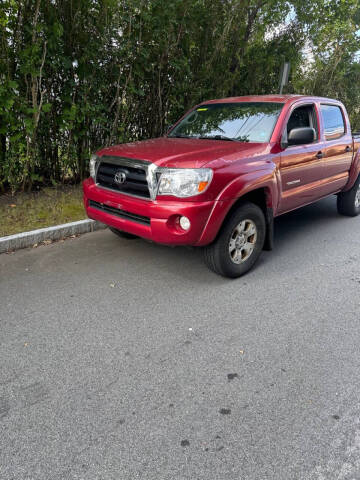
xmin=169 ymin=102 xmax=283 ymax=142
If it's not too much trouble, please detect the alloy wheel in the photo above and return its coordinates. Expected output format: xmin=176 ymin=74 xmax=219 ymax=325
xmin=355 ymin=183 xmax=360 ymax=208
xmin=228 ymin=219 xmax=257 ymax=264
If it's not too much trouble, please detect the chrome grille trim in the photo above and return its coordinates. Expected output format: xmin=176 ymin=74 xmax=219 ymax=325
xmin=96 ymin=156 xmax=156 ymax=200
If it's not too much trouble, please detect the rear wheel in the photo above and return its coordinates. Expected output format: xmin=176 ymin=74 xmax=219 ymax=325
xmin=203 ymin=202 xmax=266 ymax=278
xmin=337 ymin=175 xmax=360 ymax=217
xmin=109 ymin=227 xmax=138 ymax=239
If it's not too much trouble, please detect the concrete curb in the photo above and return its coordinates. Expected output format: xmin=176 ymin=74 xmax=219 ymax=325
xmin=0 ymin=219 xmax=107 ymax=254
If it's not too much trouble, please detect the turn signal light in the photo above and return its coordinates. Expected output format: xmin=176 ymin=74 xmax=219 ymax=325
xmin=198 ymin=181 xmax=208 ymax=192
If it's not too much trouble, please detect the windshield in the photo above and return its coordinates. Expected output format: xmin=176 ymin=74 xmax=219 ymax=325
xmin=169 ymin=102 xmax=283 ymax=143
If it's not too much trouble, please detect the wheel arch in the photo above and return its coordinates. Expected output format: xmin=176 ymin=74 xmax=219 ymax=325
xmin=343 ymin=146 xmax=360 ymax=192
xmin=196 ymin=179 xmax=276 ymax=248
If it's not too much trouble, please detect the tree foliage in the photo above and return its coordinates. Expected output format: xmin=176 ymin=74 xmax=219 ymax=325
xmin=0 ymin=0 xmax=359 ymax=192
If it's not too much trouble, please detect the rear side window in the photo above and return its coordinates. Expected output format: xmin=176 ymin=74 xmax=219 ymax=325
xmin=321 ymin=105 xmax=345 ymax=140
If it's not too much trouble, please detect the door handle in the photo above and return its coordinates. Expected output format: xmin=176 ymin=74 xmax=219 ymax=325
xmin=315 ymin=151 xmax=323 ymax=159
xmin=345 ymin=146 xmax=352 ymax=152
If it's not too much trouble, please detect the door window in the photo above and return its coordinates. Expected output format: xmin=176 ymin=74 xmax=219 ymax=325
xmin=320 ymin=104 xmax=345 ymax=140
xmin=286 ymin=104 xmax=318 ymax=141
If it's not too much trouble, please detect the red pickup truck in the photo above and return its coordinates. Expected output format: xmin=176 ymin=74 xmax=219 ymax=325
xmin=83 ymin=95 xmax=360 ymax=277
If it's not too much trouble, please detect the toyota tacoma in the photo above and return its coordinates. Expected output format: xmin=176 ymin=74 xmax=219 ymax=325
xmin=83 ymin=95 xmax=360 ymax=277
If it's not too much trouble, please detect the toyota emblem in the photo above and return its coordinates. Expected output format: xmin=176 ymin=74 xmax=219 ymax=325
xmin=114 ymin=171 xmax=126 ymax=185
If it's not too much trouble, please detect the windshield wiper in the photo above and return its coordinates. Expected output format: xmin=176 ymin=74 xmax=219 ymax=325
xmin=199 ymin=135 xmax=238 ymax=142
xmin=169 ymin=134 xmax=197 ymax=139
xmin=170 ymin=134 xmax=249 ymax=142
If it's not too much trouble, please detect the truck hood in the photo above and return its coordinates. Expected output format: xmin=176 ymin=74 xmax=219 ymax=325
xmin=97 ymin=137 xmax=270 ymax=169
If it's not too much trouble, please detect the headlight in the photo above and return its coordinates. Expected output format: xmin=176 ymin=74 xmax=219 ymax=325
xmin=90 ymin=154 xmax=98 ymax=179
xmin=157 ymin=168 xmax=213 ymax=198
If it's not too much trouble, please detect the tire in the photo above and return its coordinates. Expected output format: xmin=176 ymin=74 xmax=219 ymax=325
xmin=203 ymin=202 xmax=266 ymax=278
xmin=109 ymin=227 xmax=138 ymax=239
xmin=337 ymin=174 xmax=360 ymax=217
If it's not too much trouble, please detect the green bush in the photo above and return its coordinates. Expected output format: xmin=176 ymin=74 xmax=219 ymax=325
xmin=0 ymin=0 xmax=359 ymax=192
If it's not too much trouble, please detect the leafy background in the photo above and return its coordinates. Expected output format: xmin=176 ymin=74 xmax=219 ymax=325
xmin=1 ymin=0 xmax=359 ymax=192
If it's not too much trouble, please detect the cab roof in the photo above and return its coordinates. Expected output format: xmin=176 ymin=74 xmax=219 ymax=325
xmin=200 ymin=94 xmax=341 ymax=105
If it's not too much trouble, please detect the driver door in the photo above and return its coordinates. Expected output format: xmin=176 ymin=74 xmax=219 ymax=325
xmin=278 ymin=103 xmax=325 ymax=214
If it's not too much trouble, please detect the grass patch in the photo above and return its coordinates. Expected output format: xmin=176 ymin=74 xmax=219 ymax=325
xmin=0 ymin=185 xmax=86 ymax=237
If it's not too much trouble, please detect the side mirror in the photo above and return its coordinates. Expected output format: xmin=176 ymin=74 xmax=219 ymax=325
xmin=288 ymin=127 xmax=315 ymax=146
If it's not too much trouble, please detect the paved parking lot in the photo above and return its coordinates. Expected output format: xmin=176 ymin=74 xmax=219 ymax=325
xmin=1 ymin=196 xmax=360 ymax=480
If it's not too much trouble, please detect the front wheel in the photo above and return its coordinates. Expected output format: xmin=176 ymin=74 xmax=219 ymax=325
xmin=203 ymin=202 xmax=266 ymax=278
xmin=337 ymin=175 xmax=360 ymax=217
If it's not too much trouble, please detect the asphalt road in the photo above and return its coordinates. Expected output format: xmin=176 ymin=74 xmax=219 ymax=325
xmin=1 ymin=196 xmax=360 ymax=480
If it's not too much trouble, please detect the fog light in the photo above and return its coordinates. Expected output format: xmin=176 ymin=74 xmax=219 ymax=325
xmin=179 ymin=216 xmax=191 ymax=231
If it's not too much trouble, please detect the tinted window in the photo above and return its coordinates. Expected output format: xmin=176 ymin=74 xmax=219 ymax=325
xmin=169 ymin=102 xmax=283 ymax=143
xmin=321 ymin=105 xmax=345 ymax=140
xmin=287 ymin=105 xmax=318 ymax=141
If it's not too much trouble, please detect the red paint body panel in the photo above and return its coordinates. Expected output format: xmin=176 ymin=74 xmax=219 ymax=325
xmin=98 ymin=138 xmax=272 ymax=172
xmin=343 ymin=137 xmax=360 ymax=191
xmin=84 ymin=178 xmax=217 ymax=245
xmin=83 ymin=95 xmax=360 ymax=246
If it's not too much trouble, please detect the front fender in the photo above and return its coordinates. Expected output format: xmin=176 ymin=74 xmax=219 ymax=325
xmin=195 ymin=168 xmax=278 ymax=246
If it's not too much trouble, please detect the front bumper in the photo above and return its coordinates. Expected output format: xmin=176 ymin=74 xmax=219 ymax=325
xmin=83 ymin=178 xmax=216 ymax=246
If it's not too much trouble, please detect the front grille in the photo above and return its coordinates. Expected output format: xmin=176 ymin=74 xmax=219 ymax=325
xmin=89 ymin=200 xmax=151 ymax=226
xmin=96 ymin=160 xmax=150 ymax=199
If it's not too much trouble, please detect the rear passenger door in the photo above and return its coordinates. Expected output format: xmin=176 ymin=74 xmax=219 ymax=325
xmin=320 ymin=104 xmax=353 ymax=193
xmin=278 ymin=102 xmax=325 ymax=213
